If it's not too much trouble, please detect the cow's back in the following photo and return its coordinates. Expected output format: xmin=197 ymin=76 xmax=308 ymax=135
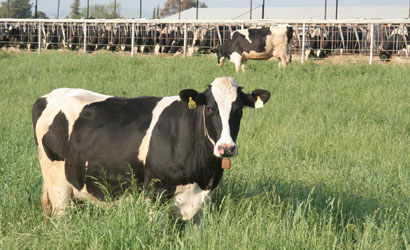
xmin=33 ymin=89 xmax=112 ymax=161
xmin=266 ymin=26 xmax=290 ymax=50
xmin=33 ymin=88 xmax=170 ymax=200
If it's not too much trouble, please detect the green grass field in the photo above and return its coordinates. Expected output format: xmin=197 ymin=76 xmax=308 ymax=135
xmin=0 ymin=52 xmax=409 ymax=249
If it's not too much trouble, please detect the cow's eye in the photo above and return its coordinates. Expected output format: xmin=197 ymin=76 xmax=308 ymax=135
xmin=207 ymin=107 xmax=215 ymax=114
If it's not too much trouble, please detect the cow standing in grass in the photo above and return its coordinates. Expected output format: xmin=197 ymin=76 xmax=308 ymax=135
xmin=32 ymin=77 xmax=270 ymax=224
xmin=215 ymin=25 xmax=293 ymax=72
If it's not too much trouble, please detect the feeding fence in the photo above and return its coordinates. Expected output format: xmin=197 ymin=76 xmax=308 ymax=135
xmin=0 ymin=18 xmax=409 ymax=63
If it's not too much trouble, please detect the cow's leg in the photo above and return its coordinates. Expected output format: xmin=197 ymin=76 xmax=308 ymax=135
xmin=192 ymin=195 xmax=210 ymax=230
xmin=229 ymin=52 xmax=243 ymax=73
xmin=39 ymin=152 xmax=73 ymax=222
xmin=305 ymin=49 xmax=311 ymax=61
xmin=241 ymin=60 xmax=247 ymax=73
xmin=45 ymin=165 xmax=73 ymax=217
xmin=41 ymin=183 xmax=51 ymax=223
xmin=235 ymin=62 xmax=241 ymax=73
xmin=277 ymin=51 xmax=289 ymax=68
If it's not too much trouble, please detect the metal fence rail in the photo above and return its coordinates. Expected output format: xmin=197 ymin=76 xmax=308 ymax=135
xmin=0 ymin=18 xmax=409 ymax=64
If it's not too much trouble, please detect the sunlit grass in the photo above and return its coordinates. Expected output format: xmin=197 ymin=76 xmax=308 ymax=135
xmin=0 ymin=52 xmax=409 ymax=249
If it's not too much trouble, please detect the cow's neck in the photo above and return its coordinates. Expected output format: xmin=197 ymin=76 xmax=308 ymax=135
xmin=185 ymin=105 xmax=224 ymax=191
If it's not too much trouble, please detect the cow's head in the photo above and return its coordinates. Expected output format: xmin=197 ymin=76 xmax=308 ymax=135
xmin=379 ymin=48 xmax=392 ymax=61
xmin=179 ymin=77 xmax=270 ymax=158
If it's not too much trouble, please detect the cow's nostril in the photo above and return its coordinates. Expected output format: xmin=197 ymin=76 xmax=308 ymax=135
xmin=217 ymin=144 xmax=236 ymax=156
xmin=227 ymin=145 xmax=236 ymax=154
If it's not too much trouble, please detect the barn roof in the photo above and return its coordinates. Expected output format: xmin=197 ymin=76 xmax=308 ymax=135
xmin=163 ymin=6 xmax=410 ymax=20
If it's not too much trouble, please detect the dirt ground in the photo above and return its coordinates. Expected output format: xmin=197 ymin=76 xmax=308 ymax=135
xmin=291 ymin=54 xmax=410 ymax=66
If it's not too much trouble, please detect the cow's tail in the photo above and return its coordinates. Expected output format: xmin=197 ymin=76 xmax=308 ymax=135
xmin=41 ymin=183 xmax=51 ymax=224
xmin=286 ymin=26 xmax=294 ymax=44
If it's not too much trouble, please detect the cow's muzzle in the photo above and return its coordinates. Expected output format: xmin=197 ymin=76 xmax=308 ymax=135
xmin=216 ymin=143 xmax=237 ymax=157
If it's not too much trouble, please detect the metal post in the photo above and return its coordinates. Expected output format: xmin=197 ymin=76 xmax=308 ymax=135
xmin=216 ymin=25 xmax=222 ymax=45
xmin=335 ymin=0 xmax=338 ymax=20
xmin=83 ymin=22 xmax=87 ymax=54
xmin=114 ymin=0 xmax=117 ymax=18
xmin=140 ymin=0 xmax=142 ymax=18
xmin=178 ymin=0 xmax=181 ymax=20
xmin=87 ymin=0 xmax=89 ymax=18
xmin=250 ymin=0 xmax=252 ymax=20
xmin=196 ymin=0 xmax=199 ymax=20
xmin=369 ymin=23 xmax=374 ymax=64
xmin=57 ymin=0 xmax=60 ymax=19
xmin=131 ymin=22 xmax=135 ymax=57
xmin=38 ymin=22 xmax=41 ymax=54
xmin=35 ymin=0 xmax=38 ymax=18
xmin=324 ymin=0 xmax=327 ymax=20
xmin=262 ymin=0 xmax=265 ymax=19
xmin=301 ymin=23 xmax=306 ymax=64
xmin=183 ymin=23 xmax=187 ymax=57
xmin=7 ymin=0 xmax=9 ymax=18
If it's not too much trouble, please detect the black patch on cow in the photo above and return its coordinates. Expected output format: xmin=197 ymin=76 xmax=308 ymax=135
xmin=286 ymin=26 xmax=293 ymax=44
xmin=65 ymin=96 xmax=160 ymax=199
xmin=32 ymin=97 xmax=47 ymax=145
xmin=380 ymin=34 xmax=409 ymax=61
xmin=145 ymin=100 xmax=224 ymax=198
xmin=42 ymin=111 xmax=69 ymax=161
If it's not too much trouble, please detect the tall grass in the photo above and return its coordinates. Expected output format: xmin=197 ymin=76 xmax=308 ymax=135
xmin=0 ymin=52 xmax=409 ymax=249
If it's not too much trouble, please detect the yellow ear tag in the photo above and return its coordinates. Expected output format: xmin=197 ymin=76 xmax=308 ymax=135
xmin=255 ymin=96 xmax=264 ymax=109
xmin=188 ymin=97 xmax=197 ymax=109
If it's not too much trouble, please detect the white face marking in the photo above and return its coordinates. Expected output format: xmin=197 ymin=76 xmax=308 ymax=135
xmin=172 ymin=183 xmax=209 ymax=221
xmin=210 ymin=77 xmax=239 ymax=157
xmin=138 ymin=96 xmax=180 ymax=165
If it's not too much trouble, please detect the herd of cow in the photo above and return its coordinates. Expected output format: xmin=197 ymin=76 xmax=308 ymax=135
xmin=304 ymin=25 xmax=410 ymax=61
xmin=0 ymin=22 xmax=231 ymax=55
xmin=1 ymin=21 xmax=409 ymax=62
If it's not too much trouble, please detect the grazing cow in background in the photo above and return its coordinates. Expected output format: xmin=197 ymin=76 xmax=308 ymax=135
xmin=141 ymin=26 xmax=160 ymax=53
xmin=305 ymin=26 xmax=364 ymax=59
xmin=215 ymin=25 xmax=293 ymax=72
xmin=32 ymin=77 xmax=270 ymax=224
xmin=67 ymin=24 xmax=81 ymax=50
xmin=157 ymin=26 xmax=175 ymax=53
xmin=119 ymin=25 xmax=132 ymax=51
xmin=379 ymin=28 xmax=409 ymax=61
xmin=197 ymin=27 xmax=216 ymax=54
xmin=0 ymin=24 xmax=10 ymax=48
xmin=44 ymin=24 xmax=62 ymax=50
xmin=27 ymin=25 xmax=39 ymax=50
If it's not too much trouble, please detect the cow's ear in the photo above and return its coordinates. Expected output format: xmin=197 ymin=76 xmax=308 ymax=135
xmin=243 ymin=89 xmax=270 ymax=108
xmin=179 ymin=89 xmax=206 ymax=109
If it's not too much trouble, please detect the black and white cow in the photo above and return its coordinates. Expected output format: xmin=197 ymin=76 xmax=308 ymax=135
xmin=379 ymin=28 xmax=410 ymax=61
xmin=305 ymin=26 xmax=364 ymax=59
xmin=32 ymin=77 xmax=270 ymax=223
xmin=215 ymin=25 xmax=293 ymax=72
xmin=141 ymin=26 xmax=160 ymax=53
